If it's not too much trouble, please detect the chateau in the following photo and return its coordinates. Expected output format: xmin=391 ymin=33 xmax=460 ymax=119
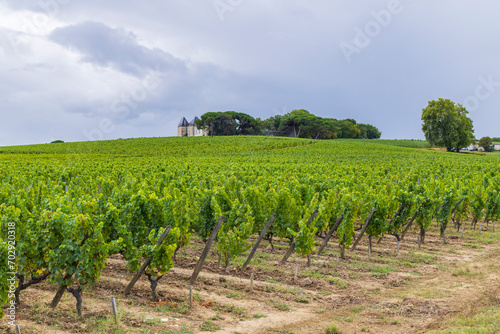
xmin=177 ymin=117 xmax=207 ymax=137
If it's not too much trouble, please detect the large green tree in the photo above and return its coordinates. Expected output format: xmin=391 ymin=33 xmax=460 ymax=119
xmin=357 ymin=123 xmax=382 ymax=139
xmin=478 ymin=136 xmax=493 ymax=151
xmin=197 ymin=111 xmax=262 ymax=136
xmin=421 ymin=98 xmax=474 ymax=152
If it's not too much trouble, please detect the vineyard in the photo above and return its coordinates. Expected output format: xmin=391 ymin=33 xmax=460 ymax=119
xmin=1 ymin=137 xmax=500 ymax=333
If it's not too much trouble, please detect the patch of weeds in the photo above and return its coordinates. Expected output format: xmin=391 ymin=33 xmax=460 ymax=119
xmin=214 ymin=304 xmax=246 ymax=316
xmin=349 ymin=261 xmax=367 ymax=269
xmin=193 ymin=291 xmax=204 ymax=303
xmin=226 ymin=291 xmax=244 ymax=299
xmin=452 ymin=266 xmax=472 ymax=277
xmin=390 ymin=320 xmax=399 ymax=325
xmin=153 ymin=301 xmax=190 ymax=315
xmin=253 ymin=313 xmax=268 ymax=318
xmin=200 ymin=320 xmax=221 ymax=332
xmin=329 ymin=270 xmax=340 ymax=277
xmin=476 ymin=232 xmax=500 ymax=245
xmin=325 ymin=324 xmax=343 ymax=334
xmin=451 ymin=266 xmax=484 ymax=278
xmin=463 ymin=243 xmax=483 ymax=249
xmin=350 ymin=306 xmax=364 ymax=314
xmin=328 ymin=277 xmax=347 ymax=289
xmin=369 ymin=265 xmax=395 ymax=274
xmin=163 ymin=324 xmax=195 ymax=334
xmin=143 ymin=317 xmax=160 ymax=325
xmin=405 ymin=251 xmax=437 ymax=264
xmin=348 ymin=272 xmax=359 ymax=280
xmin=210 ymin=312 xmax=223 ymax=320
xmin=268 ymin=300 xmax=292 ymax=311
xmin=437 ymin=263 xmax=451 ymax=271
xmin=303 ymin=269 xmax=327 ymax=279
xmin=295 ymin=296 xmax=309 ymax=303
xmin=265 ymin=277 xmax=279 ymax=284
xmin=319 ymin=291 xmax=332 ymax=296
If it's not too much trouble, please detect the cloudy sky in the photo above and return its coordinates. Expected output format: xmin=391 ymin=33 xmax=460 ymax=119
xmin=1 ymin=0 xmax=499 ymax=146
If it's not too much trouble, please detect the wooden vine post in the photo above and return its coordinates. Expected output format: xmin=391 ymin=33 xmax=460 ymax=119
xmin=241 ymin=213 xmax=276 ymax=272
xmin=350 ymin=208 xmax=376 ymax=251
xmin=281 ymin=209 xmax=319 ymax=265
xmin=124 ymin=225 xmax=172 ymax=296
xmin=401 ymin=204 xmax=424 ymax=241
xmin=317 ymin=214 xmax=344 ymax=255
xmin=189 ymin=216 xmax=225 ymax=285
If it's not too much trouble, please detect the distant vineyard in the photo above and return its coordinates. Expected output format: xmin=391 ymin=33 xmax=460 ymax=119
xmin=362 ymin=139 xmax=432 ymax=148
xmin=0 ymin=137 xmax=499 ymax=316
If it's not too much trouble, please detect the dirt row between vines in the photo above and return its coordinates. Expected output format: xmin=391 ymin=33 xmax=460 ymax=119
xmin=2 ymin=224 xmax=499 ymax=334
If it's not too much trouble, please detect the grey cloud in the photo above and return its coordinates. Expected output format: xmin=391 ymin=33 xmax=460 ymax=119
xmin=2 ymin=1 xmax=500 ymax=146
xmin=49 ymin=21 xmax=186 ymax=77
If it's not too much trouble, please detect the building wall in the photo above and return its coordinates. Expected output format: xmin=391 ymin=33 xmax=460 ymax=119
xmin=191 ymin=125 xmax=207 ymax=136
xmin=178 ymin=125 xmax=207 ymax=137
xmin=177 ymin=126 xmax=188 ymax=136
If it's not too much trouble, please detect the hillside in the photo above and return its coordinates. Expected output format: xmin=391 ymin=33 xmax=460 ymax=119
xmin=1 ymin=136 xmax=499 ymax=334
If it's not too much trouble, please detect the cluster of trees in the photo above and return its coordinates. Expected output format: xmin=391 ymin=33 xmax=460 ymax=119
xmin=261 ymin=109 xmax=381 ymax=139
xmin=196 ymin=111 xmax=263 ymax=136
xmin=196 ymin=109 xmax=382 ymax=140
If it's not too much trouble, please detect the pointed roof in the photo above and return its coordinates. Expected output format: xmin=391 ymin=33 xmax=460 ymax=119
xmin=189 ymin=116 xmax=200 ymax=126
xmin=178 ymin=117 xmax=189 ymax=127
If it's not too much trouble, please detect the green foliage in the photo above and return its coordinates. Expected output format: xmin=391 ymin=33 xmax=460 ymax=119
xmin=261 ymin=109 xmax=380 ymax=139
xmin=294 ymin=195 xmax=320 ymax=256
xmin=199 ymin=320 xmax=221 ymax=332
xmin=196 ymin=111 xmax=262 ymax=136
xmin=215 ymin=196 xmax=254 ymax=266
xmin=479 ymin=136 xmax=493 ymax=151
xmin=0 ymin=239 xmax=10 ymax=318
xmin=469 ymin=188 xmax=486 ymax=223
xmin=42 ymin=211 xmax=114 ymax=288
xmin=357 ymin=123 xmax=382 ymax=139
xmin=421 ymin=98 xmax=475 ymax=151
xmin=142 ymin=227 xmax=179 ymax=276
xmin=1 ymin=135 xmax=500 ymax=314
xmin=435 ymin=189 xmax=457 ymax=232
xmin=325 ymin=324 xmax=343 ymax=334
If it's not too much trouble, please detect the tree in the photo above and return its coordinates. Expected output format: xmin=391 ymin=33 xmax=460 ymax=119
xmin=336 ymin=119 xmax=360 ymax=138
xmin=357 ymin=123 xmax=382 ymax=139
xmin=478 ymin=136 xmax=493 ymax=151
xmin=225 ymin=111 xmax=263 ymax=135
xmin=197 ymin=111 xmax=262 ymax=136
xmin=421 ymin=98 xmax=474 ymax=152
xmin=261 ymin=114 xmax=284 ymax=131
